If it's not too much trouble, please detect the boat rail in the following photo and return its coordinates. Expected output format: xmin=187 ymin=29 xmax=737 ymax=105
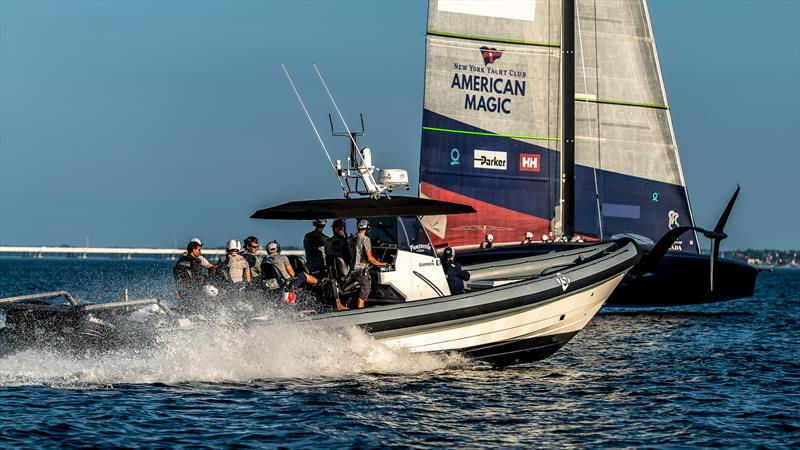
xmin=0 ymin=290 xmax=174 ymax=316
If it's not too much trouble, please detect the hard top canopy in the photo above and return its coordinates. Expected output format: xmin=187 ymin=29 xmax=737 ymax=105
xmin=250 ymin=196 xmax=476 ymax=220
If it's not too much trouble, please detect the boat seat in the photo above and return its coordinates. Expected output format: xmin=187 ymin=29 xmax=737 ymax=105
xmin=259 ymin=262 xmax=282 ymax=290
xmin=287 ymin=255 xmax=310 ymax=275
xmin=328 ymin=256 xmax=350 ymax=281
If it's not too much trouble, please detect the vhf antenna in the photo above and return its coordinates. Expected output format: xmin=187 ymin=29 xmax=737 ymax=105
xmin=313 ymin=63 xmax=387 ymax=198
xmin=281 ymin=63 xmax=348 ymax=197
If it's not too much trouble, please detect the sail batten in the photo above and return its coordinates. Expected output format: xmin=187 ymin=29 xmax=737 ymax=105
xmin=429 ymin=31 xmax=560 ymax=48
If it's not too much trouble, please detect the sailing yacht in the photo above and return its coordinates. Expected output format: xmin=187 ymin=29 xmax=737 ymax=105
xmin=417 ymin=0 xmax=759 ymax=305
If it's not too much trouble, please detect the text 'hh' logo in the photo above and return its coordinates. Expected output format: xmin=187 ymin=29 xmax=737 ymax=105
xmin=520 ymin=153 xmax=541 ymax=172
xmin=480 ymin=46 xmax=502 ymax=65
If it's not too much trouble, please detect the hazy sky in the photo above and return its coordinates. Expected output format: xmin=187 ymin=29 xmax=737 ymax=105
xmin=1 ymin=0 xmax=798 ymax=250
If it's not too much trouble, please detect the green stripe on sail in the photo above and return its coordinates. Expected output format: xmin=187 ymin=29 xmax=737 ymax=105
xmin=575 ymin=97 xmax=670 ymax=110
xmin=428 ymin=31 xmax=560 ymax=48
xmin=423 ymin=126 xmax=559 ymax=142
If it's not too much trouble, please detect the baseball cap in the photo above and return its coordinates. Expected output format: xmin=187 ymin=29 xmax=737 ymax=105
xmin=267 ymin=241 xmax=279 ymax=252
xmin=190 ymin=237 xmax=202 ymax=246
xmin=357 ymin=219 xmax=369 ymax=229
xmin=443 ymin=247 xmax=455 ymax=257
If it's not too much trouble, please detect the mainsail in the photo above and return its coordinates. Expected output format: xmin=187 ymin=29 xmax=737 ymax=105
xmin=419 ymin=0 xmax=699 ymax=253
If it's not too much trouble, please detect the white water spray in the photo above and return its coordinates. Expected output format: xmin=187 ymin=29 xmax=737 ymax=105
xmin=0 ymin=307 xmax=468 ymax=387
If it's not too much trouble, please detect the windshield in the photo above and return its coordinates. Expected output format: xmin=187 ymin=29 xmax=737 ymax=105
xmin=368 ymin=217 xmax=402 ymax=247
xmin=400 ymin=216 xmax=435 ymax=256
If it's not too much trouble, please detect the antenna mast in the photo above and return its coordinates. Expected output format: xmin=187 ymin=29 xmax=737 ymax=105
xmin=313 ymin=64 xmax=387 ymax=199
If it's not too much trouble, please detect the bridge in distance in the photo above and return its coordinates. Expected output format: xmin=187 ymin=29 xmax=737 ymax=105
xmin=0 ymin=246 xmax=302 ymax=259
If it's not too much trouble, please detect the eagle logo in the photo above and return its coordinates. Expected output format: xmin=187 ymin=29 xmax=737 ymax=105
xmin=480 ymin=46 xmax=502 ymax=65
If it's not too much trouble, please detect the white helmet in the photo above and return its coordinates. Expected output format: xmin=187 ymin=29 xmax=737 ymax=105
xmin=525 ymin=231 xmax=533 ymax=240
xmin=486 ymin=233 xmax=494 ymax=242
xmin=203 ymin=285 xmax=219 ymax=297
xmin=226 ymin=239 xmax=241 ymax=252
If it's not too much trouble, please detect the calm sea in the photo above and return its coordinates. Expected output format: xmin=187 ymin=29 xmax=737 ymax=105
xmin=0 ymin=258 xmax=797 ymax=448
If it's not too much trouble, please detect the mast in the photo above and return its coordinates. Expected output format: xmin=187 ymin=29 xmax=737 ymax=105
xmin=561 ymin=0 xmax=575 ymax=238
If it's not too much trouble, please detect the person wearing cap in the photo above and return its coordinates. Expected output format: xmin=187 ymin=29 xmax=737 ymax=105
xmin=265 ymin=240 xmax=317 ymax=291
xmin=173 ymin=240 xmax=206 ymax=302
xmin=220 ymin=239 xmax=251 ymax=286
xmin=441 ymin=247 xmax=470 ymax=295
xmin=303 ymin=219 xmax=329 ymax=274
xmin=324 ymin=218 xmax=351 ymax=278
xmin=480 ymin=233 xmax=494 ymax=249
xmin=521 ymin=231 xmax=535 ymax=244
xmin=241 ymin=236 xmax=262 ymax=279
xmin=348 ymin=219 xmax=388 ymax=309
xmin=186 ymin=237 xmax=216 ymax=272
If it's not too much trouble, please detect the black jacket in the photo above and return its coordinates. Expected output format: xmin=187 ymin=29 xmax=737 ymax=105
xmin=442 ymin=258 xmax=470 ymax=295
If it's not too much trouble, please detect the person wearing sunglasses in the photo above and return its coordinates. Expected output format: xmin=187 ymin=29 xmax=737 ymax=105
xmin=241 ymin=236 xmax=262 ymax=280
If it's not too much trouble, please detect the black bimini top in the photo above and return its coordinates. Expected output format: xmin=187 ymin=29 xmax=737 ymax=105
xmin=250 ymin=196 xmax=476 ymax=220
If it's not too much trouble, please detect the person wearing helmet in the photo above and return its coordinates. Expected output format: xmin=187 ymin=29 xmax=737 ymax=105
xmin=173 ymin=240 xmax=207 ymax=301
xmin=240 ymin=236 xmax=262 ymax=279
xmin=348 ymin=218 xmax=389 ymax=309
xmin=303 ymin=219 xmax=329 ymax=274
xmin=265 ymin=240 xmax=317 ymax=291
xmin=480 ymin=233 xmax=494 ymax=249
xmin=441 ymin=247 xmax=470 ymax=295
xmin=220 ymin=239 xmax=251 ymax=285
xmin=521 ymin=231 xmax=535 ymax=244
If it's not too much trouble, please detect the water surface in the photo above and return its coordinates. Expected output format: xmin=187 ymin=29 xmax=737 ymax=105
xmin=0 ymin=258 xmax=797 ymax=448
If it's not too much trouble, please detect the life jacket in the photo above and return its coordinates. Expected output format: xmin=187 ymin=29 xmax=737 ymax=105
xmin=173 ymin=255 xmax=203 ymax=283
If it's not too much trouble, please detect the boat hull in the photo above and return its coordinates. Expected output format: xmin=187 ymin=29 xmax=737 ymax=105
xmin=300 ymin=240 xmax=639 ymax=366
xmin=456 ymin=243 xmax=759 ymax=307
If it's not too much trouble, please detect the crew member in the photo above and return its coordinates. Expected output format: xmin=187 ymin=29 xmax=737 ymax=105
xmin=173 ymin=240 xmax=206 ymax=301
xmin=480 ymin=233 xmax=494 ymax=249
xmin=324 ymin=219 xmax=352 ymax=310
xmin=348 ymin=219 xmax=388 ymax=310
xmin=220 ymin=239 xmax=251 ymax=286
xmin=521 ymin=231 xmax=534 ymax=244
xmin=325 ymin=219 xmax=351 ymax=268
xmin=441 ymin=246 xmax=470 ymax=295
xmin=183 ymin=237 xmax=217 ymax=277
xmin=241 ymin=236 xmax=261 ymax=279
xmin=303 ymin=219 xmax=329 ymax=274
xmin=265 ymin=240 xmax=318 ymax=290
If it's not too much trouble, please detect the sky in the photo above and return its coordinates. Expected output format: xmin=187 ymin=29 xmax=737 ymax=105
xmin=1 ymin=0 xmax=798 ymax=251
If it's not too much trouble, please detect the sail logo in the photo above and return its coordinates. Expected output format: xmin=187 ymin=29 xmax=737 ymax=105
xmin=450 ymin=148 xmax=460 ymax=166
xmin=668 ymin=210 xmax=680 ymax=229
xmin=480 ymin=46 xmax=502 ymax=65
xmin=474 ymin=150 xmax=507 ymax=170
xmin=668 ymin=210 xmax=683 ymax=251
xmin=519 ymin=153 xmax=541 ymax=172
